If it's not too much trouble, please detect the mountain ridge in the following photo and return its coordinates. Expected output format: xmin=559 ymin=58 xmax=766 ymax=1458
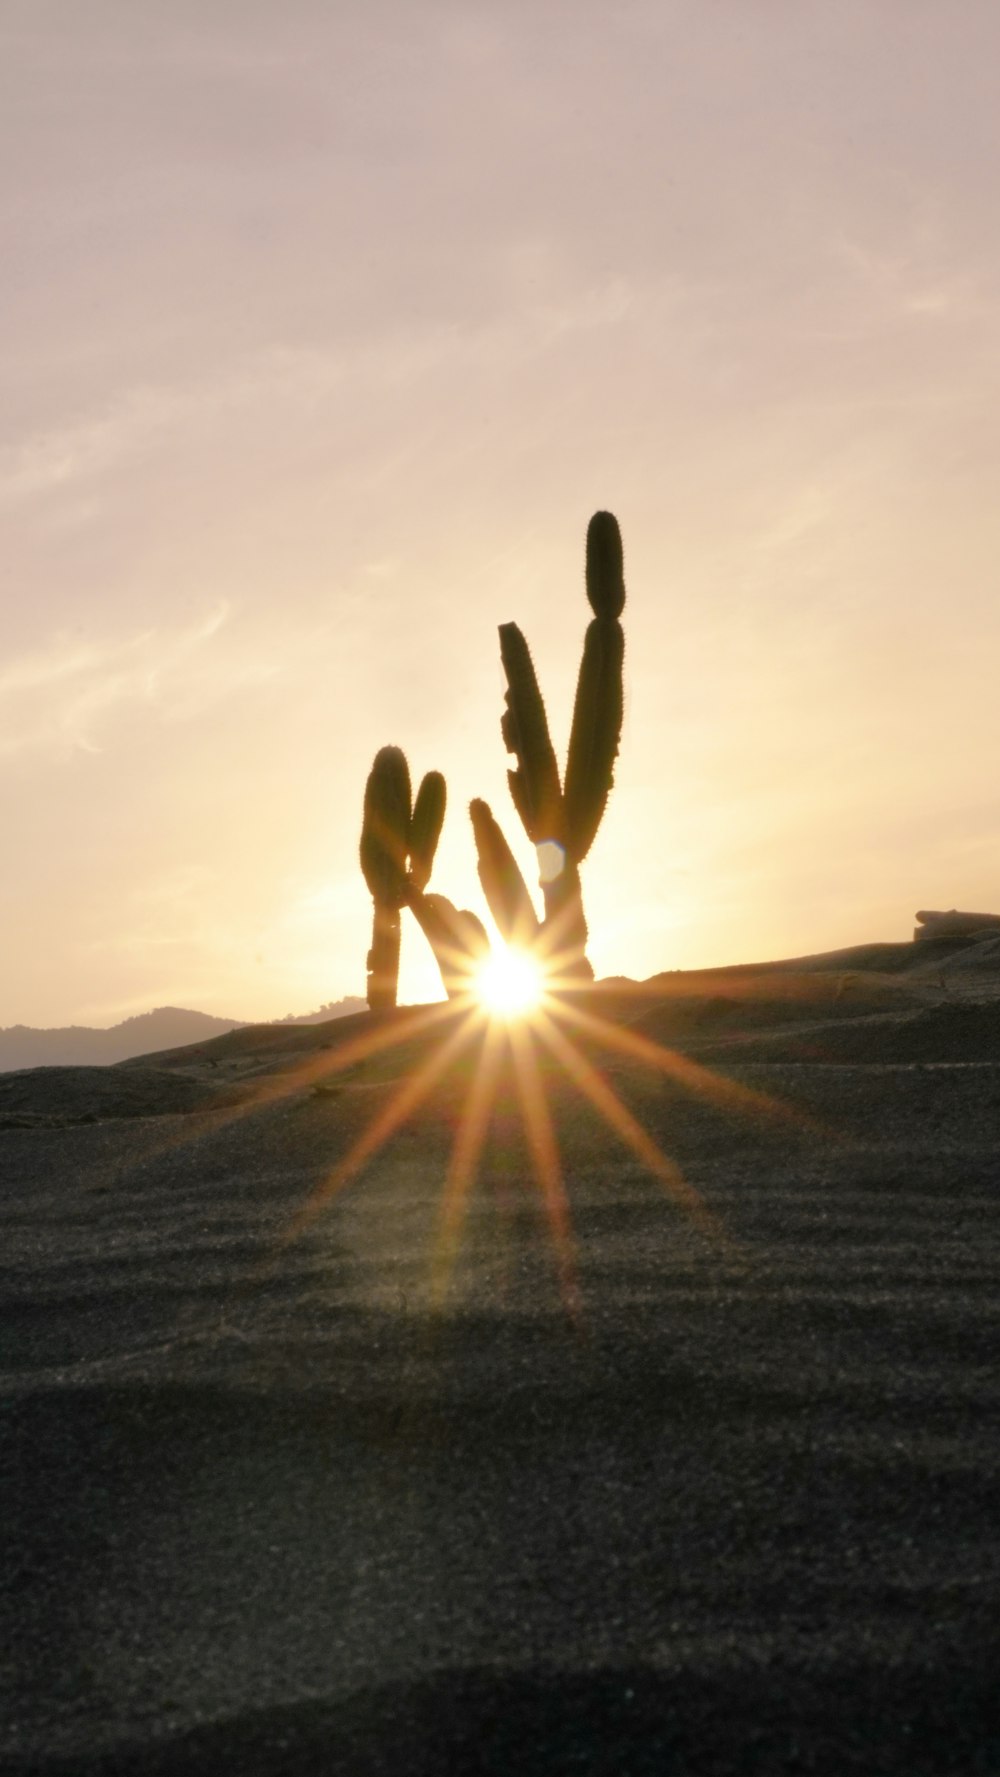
xmin=0 ymin=998 xmax=366 ymax=1072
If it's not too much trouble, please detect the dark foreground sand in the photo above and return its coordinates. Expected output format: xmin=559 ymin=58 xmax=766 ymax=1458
xmin=2 ymin=939 xmax=999 ymax=1774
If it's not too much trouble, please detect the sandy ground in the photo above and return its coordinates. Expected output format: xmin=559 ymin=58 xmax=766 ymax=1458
xmin=2 ymin=938 xmax=999 ymax=1774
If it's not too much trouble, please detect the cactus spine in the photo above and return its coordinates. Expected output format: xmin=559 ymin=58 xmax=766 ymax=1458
xmin=471 ymin=511 xmax=626 ymax=982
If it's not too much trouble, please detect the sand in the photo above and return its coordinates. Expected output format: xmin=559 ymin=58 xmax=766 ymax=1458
xmin=2 ymin=938 xmax=999 ymax=1774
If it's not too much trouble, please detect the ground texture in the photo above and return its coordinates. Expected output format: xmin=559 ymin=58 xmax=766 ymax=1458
xmin=2 ymin=938 xmax=999 ymax=1774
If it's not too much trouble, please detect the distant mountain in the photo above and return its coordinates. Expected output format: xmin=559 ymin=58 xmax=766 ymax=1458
xmin=0 ymin=998 xmax=366 ymax=1072
xmin=274 ymin=999 xmax=367 ymax=1027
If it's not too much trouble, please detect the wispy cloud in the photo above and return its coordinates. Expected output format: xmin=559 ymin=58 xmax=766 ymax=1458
xmin=0 ymin=601 xmax=281 ymax=758
xmin=0 ymin=387 xmax=187 ymax=504
xmin=830 ymin=227 xmax=989 ymax=327
xmin=0 ymin=274 xmax=648 ymax=513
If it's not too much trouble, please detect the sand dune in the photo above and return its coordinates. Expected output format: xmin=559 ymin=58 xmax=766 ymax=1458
xmin=2 ymin=939 xmax=999 ymax=1774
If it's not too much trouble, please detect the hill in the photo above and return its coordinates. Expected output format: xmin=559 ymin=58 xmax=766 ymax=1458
xmin=0 ymin=998 xmax=366 ymax=1073
xmin=3 ymin=934 xmax=1000 ymax=1771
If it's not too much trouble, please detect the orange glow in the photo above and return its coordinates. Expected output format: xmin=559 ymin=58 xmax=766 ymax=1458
xmin=547 ymin=997 xmax=827 ymax=1138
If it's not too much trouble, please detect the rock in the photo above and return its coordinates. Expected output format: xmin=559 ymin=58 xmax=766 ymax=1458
xmin=914 ymin=909 xmax=1000 ymax=941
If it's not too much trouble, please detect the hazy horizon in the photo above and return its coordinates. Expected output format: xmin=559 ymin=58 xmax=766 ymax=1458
xmin=0 ymin=995 xmax=366 ymax=1034
xmin=4 ymin=3 xmax=1000 ymax=1028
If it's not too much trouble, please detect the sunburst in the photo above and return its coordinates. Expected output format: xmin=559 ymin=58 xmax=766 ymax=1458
xmin=115 ymin=930 xmax=822 ymax=1318
xmin=274 ymin=933 xmax=821 ymax=1315
xmin=475 ymin=946 xmax=544 ymax=1019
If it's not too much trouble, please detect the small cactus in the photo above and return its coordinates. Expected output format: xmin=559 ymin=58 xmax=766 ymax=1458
xmin=471 ymin=511 xmax=626 ymax=982
xmin=360 ymin=747 xmax=485 ymax=1009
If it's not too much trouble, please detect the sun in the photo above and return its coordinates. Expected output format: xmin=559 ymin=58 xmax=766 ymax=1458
xmin=475 ymin=946 xmax=544 ymax=1019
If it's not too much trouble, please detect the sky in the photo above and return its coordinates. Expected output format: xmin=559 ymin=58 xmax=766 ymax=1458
xmin=3 ymin=1 xmax=1000 ymax=1027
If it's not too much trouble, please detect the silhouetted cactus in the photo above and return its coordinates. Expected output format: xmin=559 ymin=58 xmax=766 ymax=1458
xmin=469 ymin=799 xmax=541 ymax=950
xmin=360 ymin=747 xmax=486 ymax=1009
xmin=360 ymin=747 xmax=416 ymax=1011
xmin=471 ymin=510 xmax=626 ymax=982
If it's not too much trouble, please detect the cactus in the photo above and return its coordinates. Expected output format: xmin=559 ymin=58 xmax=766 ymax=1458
xmin=359 ymin=514 xmax=626 ymax=1004
xmin=469 ymin=799 xmax=542 ymax=950
xmin=359 ymin=746 xmax=412 ymax=1011
xmin=471 ymin=510 xmax=626 ymax=982
xmin=360 ymin=747 xmax=485 ymax=1009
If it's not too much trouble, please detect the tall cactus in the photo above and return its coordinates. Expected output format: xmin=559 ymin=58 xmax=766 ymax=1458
xmin=471 ymin=510 xmax=626 ymax=983
xmin=360 ymin=746 xmax=486 ymax=1009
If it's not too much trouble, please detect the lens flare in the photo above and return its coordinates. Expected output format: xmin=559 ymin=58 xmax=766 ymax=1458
xmin=476 ymin=947 xmax=544 ymax=1019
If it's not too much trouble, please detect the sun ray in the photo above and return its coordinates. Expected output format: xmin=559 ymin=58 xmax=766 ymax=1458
xmin=529 ymin=928 xmax=596 ymax=999
xmin=508 ymin=1019 xmax=580 ymax=1321
xmin=431 ymin=1017 xmax=507 ymax=1307
xmin=282 ymin=1010 xmax=481 ymax=1244
xmin=533 ymin=1009 xmax=727 ymax=1246
xmin=114 ymin=999 xmax=460 ymax=1185
xmin=235 ymin=1000 xmax=456 ymax=1113
xmin=548 ymin=998 xmax=826 ymax=1136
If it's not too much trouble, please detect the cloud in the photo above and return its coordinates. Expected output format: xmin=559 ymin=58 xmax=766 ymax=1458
xmin=0 ymin=387 xmax=185 ymax=504
xmin=0 ymin=600 xmax=282 ymax=758
xmin=830 ymin=227 xmax=989 ymax=327
xmin=0 ymin=641 xmax=106 ymax=696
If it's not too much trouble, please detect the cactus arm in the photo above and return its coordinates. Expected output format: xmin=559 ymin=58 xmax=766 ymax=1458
xmin=468 ymin=799 xmax=541 ymax=948
xmin=405 ymin=888 xmax=489 ymax=1000
xmin=359 ymin=745 xmax=412 ymax=1011
xmin=585 ymin=510 xmax=626 ymax=619
xmin=498 ymin=623 xmax=564 ymax=846
xmin=563 ymin=615 xmax=625 ymax=863
xmin=453 ymin=907 xmax=491 ymax=962
xmin=409 ymin=770 xmax=446 ymax=892
xmin=359 ymin=746 xmax=412 ymax=910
